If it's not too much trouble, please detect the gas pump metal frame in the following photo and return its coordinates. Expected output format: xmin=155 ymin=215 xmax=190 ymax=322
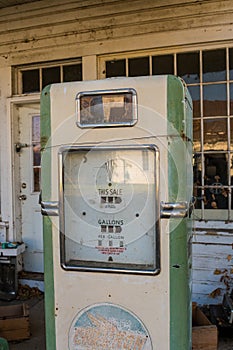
xmin=40 ymin=75 xmax=193 ymax=350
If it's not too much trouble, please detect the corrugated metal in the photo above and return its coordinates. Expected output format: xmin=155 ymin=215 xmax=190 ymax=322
xmin=0 ymin=0 xmax=232 ymax=62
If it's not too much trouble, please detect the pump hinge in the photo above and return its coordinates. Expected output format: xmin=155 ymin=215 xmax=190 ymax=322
xmin=160 ymin=201 xmax=190 ymax=219
xmin=41 ymin=201 xmax=59 ymax=216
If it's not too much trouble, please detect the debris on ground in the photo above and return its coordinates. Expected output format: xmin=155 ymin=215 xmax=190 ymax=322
xmin=16 ymin=284 xmax=44 ymax=300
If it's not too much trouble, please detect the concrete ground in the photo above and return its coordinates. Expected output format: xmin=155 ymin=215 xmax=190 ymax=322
xmin=0 ymin=295 xmax=231 ymax=350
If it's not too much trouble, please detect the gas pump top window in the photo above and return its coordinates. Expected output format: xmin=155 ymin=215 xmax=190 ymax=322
xmin=59 ymin=145 xmax=160 ymax=274
xmin=76 ymin=89 xmax=137 ymax=127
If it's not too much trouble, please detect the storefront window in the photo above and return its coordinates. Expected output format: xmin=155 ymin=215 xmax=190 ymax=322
xmin=104 ymin=47 xmax=233 ymax=220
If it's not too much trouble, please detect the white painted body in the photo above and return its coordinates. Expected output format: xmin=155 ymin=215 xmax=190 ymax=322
xmin=41 ymin=76 xmax=192 ymax=349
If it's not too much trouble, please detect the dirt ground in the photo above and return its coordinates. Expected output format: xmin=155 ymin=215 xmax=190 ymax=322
xmin=218 ymin=336 xmax=233 ymax=350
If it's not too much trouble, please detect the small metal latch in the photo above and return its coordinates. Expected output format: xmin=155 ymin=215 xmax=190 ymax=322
xmin=41 ymin=201 xmax=59 ymax=216
xmin=160 ymin=201 xmax=189 ymax=219
xmin=15 ymin=143 xmax=28 ymax=153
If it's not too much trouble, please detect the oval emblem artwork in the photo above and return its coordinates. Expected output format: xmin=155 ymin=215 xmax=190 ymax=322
xmin=69 ymin=303 xmax=152 ymax=349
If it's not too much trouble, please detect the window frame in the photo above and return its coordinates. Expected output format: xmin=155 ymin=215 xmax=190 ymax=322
xmin=13 ymin=58 xmax=82 ymax=95
xmin=98 ymin=45 xmax=233 ymax=221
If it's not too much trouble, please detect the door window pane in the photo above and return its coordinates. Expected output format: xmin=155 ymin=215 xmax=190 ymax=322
xmin=203 ymin=49 xmax=226 ymax=83
xmin=177 ymin=52 xmax=200 ymax=84
xmin=128 ymin=57 xmax=149 ymax=76
xmin=152 ymin=55 xmax=174 ymax=75
xmin=203 ymin=118 xmax=227 ymax=151
xmin=32 ymin=115 xmax=41 ymax=192
xmin=106 ymin=59 xmax=126 ymax=78
xmin=22 ymin=69 xmax=40 ymax=93
xmin=203 ymin=84 xmax=227 ymax=116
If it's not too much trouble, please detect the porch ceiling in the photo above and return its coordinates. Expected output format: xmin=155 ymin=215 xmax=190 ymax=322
xmin=0 ymin=0 xmax=38 ymax=8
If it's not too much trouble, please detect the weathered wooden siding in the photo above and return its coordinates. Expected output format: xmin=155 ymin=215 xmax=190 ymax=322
xmin=0 ymin=0 xmax=232 ymax=65
xmin=192 ymin=221 xmax=233 ymax=305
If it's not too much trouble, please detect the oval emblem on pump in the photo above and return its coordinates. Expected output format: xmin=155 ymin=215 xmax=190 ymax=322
xmin=68 ymin=303 xmax=152 ymax=349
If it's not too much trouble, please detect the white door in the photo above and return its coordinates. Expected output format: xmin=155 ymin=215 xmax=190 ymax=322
xmin=14 ymin=103 xmax=43 ymax=273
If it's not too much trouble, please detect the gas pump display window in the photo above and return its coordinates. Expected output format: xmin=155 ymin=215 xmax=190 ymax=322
xmin=59 ymin=145 xmax=160 ymax=274
xmin=76 ymin=89 xmax=137 ymax=127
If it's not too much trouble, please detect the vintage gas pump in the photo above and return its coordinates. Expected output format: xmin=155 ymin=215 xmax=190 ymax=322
xmin=40 ymin=75 xmax=193 ymax=350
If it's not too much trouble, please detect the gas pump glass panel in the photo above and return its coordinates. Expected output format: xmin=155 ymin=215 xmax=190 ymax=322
xmin=59 ymin=145 xmax=160 ymax=274
xmin=76 ymin=89 xmax=137 ymax=128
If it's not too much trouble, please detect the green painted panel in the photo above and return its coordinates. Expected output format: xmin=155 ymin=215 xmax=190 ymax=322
xmin=167 ymin=75 xmax=193 ymax=350
xmin=40 ymin=85 xmax=56 ymax=350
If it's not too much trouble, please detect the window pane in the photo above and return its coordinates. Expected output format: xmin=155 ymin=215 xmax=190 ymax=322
xmin=42 ymin=66 xmax=60 ymax=89
xmin=230 ymin=83 xmax=233 ymax=115
xmin=230 ymin=118 xmax=233 ymax=150
xmin=193 ymin=119 xmax=201 ymax=152
xmin=128 ymin=57 xmax=149 ymax=77
xmin=203 ymin=84 xmax=227 ymax=116
xmin=193 ymin=154 xmax=202 ymax=209
xmin=106 ymin=59 xmax=126 ymax=77
xmin=205 ymin=153 xmax=228 ymax=185
xmin=204 ymin=118 xmax=227 ymax=151
xmin=32 ymin=115 xmax=40 ymax=142
xmin=152 ymin=55 xmax=174 ymax=75
xmin=22 ymin=69 xmax=40 ymax=93
xmin=229 ymin=48 xmax=233 ymax=80
xmin=188 ymin=85 xmax=200 ymax=118
xmin=63 ymin=64 xmax=82 ymax=82
xmin=177 ymin=52 xmax=200 ymax=84
xmin=203 ymin=49 xmax=226 ymax=83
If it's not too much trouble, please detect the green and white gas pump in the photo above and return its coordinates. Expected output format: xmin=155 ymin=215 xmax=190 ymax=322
xmin=40 ymin=75 xmax=193 ymax=350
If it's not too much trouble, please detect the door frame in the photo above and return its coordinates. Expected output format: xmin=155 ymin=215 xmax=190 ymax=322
xmin=5 ymin=94 xmax=40 ymax=242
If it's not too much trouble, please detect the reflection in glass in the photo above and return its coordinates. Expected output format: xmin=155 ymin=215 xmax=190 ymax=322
xmin=203 ymin=84 xmax=227 ymax=116
xmin=203 ymin=49 xmax=226 ymax=82
xmin=188 ymin=85 xmax=200 ymax=118
xmin=231 ymin=118 xmax=233 ymax=150
xmin=177 ymin=52 xmax=200 ymax=84
xmin=203 ymin=118 xmax=227 ymax=151
xmin=193 ymin=153 xmax=229 ymax=209
xmin=204 ymin=153 xmax=228 ymax=209
xmin=78 ymin=91 xmax=136 ymax=126
xmin=193 ymin=119 xmax=201 ymax=152
xmin=193 ymin=153 xmax=202 ymax=209
xmin=61 ymin=147 xmax=158 ymax=272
